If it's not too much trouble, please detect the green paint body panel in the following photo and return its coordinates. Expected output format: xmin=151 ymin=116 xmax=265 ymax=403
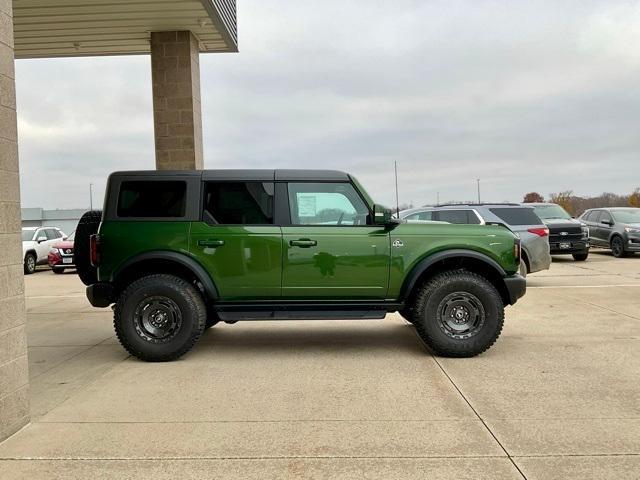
xmin=97 ymin=221 xmax=191 ymax=282
xmin=282 ymin=226 xmax=390 ymax=299
xmin=189 ymin=222 xmax=282 ymax=300
xmin=387 ymin=223 xmax=519 ymax=299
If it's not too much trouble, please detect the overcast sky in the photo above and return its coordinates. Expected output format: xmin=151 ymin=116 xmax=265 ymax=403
xmin=15 ymin=0 xmax=640 ymax=210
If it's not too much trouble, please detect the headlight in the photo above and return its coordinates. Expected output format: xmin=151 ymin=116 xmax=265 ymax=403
xmin=49 ymin=248 xmax=59 ymax=254
xmin=624 ymin=227 xmax=640 ymax=234
xmin=581 ymin=226 xmax=589 ymax=238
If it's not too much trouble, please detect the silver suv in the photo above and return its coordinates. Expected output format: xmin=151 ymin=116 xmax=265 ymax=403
xmin=399 ymin=204 xmax=551 ymax=274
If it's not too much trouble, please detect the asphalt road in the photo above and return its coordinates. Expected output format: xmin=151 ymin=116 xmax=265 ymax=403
xmin=1 ymin=250 xmax=639 ymax=479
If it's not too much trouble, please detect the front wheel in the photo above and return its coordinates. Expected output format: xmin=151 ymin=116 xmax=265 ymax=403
xmin=24 ymin=253 xmax=36 ymax=275
xmin=53 ymin=268 xmax=65 ymax=274
xmin=114 ymin=274 xmax=206 ymax=361
xmin=610 ymin=236 xmax=627 ymax=258
xmin=413 ymin=270 xmax=504 ymax=357
xmin=572 ymin=252 xmax=589 ymax=261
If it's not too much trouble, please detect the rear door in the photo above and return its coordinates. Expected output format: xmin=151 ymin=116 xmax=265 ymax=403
xmin=281 ymin=181 xmax=390 ymax=299
xmin=189 ymin=179 xmax=282 ymax=300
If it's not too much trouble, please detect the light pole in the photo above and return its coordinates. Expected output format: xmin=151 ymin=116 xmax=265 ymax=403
xmin=89 ymin=183 xmax=93 ymax=211
xmin=476 ymin=178 xmax=481 ymax=204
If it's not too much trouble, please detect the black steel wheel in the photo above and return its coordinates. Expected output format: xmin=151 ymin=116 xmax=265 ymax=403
xmin=436 ymin=292 xmax=485 ymax=340
xmin=611 ymin=236 xmax=627 ymax=258
xmin=133 ymin=296 xmax=183 ymax=343
xmin=413 ymin=270 xmax=504 ymax=357
xmin=572 ymin=252 xmax=589 ymax=261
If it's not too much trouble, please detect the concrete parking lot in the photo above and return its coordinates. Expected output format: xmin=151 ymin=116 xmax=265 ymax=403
xmin=0 ymin=252 xmax=639 ymax=479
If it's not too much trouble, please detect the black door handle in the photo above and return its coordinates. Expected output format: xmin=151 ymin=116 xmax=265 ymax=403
xmin=289 ymin=239 xmax=317 ymax=248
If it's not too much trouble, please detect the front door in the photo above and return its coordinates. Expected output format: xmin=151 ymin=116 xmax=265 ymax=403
xmin=281 ymin=182 xmax=390 ymax=299
xmin=190 ymin=181 xmax=282 ymax=300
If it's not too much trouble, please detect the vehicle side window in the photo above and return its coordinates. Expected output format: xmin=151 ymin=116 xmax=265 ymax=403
xmin=35 ymin=229 xmax=46 ymax=241
xmin=45 ymin=229 xmax=59 ymax=240
xmin=436 ymin=210 xmax=472 ymax=224
xmin=287 ymin=182 xmax=369 ymax=226
xmin=589 ymin=211 xmax=601 ymax=223
xmin=117 ymin=181 xmax=186 ymax=218
xmin=405 ymin=211 xmax=433 ymax=221
xmin=600 ymin=211 xmax=612 ymax=224
xmin=203 ymin=182 xmax=274 ymax=225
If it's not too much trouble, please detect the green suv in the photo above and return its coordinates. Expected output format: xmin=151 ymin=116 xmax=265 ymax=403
xmin=76 ymin=170 xmax=525 ymax=361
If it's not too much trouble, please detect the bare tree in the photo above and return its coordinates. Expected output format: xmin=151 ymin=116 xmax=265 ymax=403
xmin=522 ymin=192 xmax=544 ymax=203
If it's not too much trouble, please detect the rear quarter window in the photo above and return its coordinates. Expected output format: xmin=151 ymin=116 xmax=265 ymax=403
xmin=117 ymin=181 xmax=187 ymax=218
xmin=489 ymin=207 xmax=542 ymax=226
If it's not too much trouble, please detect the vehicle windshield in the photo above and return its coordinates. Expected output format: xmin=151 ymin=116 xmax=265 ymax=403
xmin=532 ymin=204 xmax=571 ymax=220
xmin=21 ymin=230 xmax=34 ymax=241
xmin=611 ymin=209 xmax=640 ymax=224
xmin=67 ymin=231 xmax=75 ymax=241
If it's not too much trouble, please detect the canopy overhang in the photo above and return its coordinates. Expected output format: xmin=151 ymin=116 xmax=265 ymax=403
xmin=13 ymin=0 xmax=237 ymax=59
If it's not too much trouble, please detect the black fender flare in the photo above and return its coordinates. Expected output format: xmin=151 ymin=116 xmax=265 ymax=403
xmin=112 ymin=251 xmax=219 ymax=300
xmin=399 ymin=249 xmax=507 ymax=302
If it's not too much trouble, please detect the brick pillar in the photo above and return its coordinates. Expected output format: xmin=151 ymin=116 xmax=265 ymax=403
xmin=0 ymin=0 xmax=29 ymax=441
xmin=150 ymin=31 xmax=204 ymax=170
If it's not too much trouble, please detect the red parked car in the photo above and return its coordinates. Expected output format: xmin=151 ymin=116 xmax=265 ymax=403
xmin=48 ymin=231 xmax=75 ymax=274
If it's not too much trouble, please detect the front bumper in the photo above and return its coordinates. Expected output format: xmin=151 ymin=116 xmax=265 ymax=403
xmin=86 ymin=282 xmax=114 ymax=308
xmin=504 ymin=274 xmax=526 ymax=305
xmin=626 ymin=236 xmax=640 ymax=251
xmin=549 ymin=239 xmax=589 ymax=255
xmin=48 ymin=252 xmax=75 ymax=269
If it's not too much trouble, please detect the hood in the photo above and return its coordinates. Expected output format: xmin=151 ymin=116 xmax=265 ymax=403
xmin=53 ymin=240 xmax=74 ymax=249
xmin=542 ymin=218 xmax=582 ymax=228
xmin=625 ymin=223 xmax=640 ymax=229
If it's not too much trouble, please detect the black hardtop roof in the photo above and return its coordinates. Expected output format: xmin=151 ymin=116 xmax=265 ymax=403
xmin=109 ymin=169 xmax=350 ymax=182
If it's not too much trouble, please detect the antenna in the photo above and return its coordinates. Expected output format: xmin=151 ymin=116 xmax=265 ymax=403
xmin=394 ymin=161 xmax=400 ymax=217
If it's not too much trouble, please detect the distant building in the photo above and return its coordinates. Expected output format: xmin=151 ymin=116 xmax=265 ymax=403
xmin=21 ymin=208 xmax=87 ymax=236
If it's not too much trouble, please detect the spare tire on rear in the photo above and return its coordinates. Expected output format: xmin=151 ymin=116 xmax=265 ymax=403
xmin=75 ymin=210 xmax=102 ymax=286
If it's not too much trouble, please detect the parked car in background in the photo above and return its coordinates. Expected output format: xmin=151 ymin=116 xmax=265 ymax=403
xmin=22 ymin=226 xmax=67 ymax=274
xmin=527 ymin=203 xmax=590 ymax=261
xmin=579 ymin=207 xmax=640 ymax=258
xmin=48 ymin=231 xmax=75 ymax=274
xmin=398 ymin=204 xmax=551 ymax=275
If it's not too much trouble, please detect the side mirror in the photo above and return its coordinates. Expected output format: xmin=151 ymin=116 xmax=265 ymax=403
xmin=36 ymin=236 xmax=47 ymax=243
xmin=372 ymin=204 xmax=393 ymax=225
xmin=601 ymin=220 xmax=613 ymax=226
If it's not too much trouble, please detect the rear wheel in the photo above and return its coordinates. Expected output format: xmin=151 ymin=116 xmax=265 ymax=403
xmin=24 ymin=253 xmax=36 ymax=275
xmin=75 ymin=210 xmax=102 ymax=285
xmin=610 ymin=236 xmax=627 ymax=258
xmin=572 ymin=252 xmax=589 ymax=261
xmin=114 ymin=274 xmax=206 ymax=361
xmin=413 ymin=270 xmax=504 ymax=357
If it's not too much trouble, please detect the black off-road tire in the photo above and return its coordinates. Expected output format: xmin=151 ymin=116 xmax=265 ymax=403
xmin=114 ymin=274 xmax=206 ymax=362
xmin=205 ymin=310 xmax=220 ymax=329
xmin=413 ymin=270 xmax=504 ymax=357
xmin=399 ymin=306 xmax=417 ymax=324
xmin=610 ymin=236 xmax=627 ymax=258
xmin=53 ymin=268 xmax=65 ymax=274
xmin=572 ymin=252 xmax=589 ymax=261
xmin=24 ymin=253 xmax=36 ymax=275
xmin=75 ymin=210 xmax=102 ymax=285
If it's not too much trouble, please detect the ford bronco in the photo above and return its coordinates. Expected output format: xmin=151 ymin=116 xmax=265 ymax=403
xmin=76 ymin=170 xmax=525 ymax=361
